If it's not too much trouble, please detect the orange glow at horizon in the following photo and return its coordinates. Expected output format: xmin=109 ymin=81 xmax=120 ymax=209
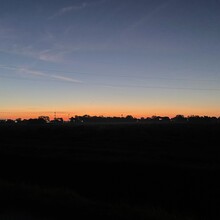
xmin=1 ymin=107 xmax=219 ymax=120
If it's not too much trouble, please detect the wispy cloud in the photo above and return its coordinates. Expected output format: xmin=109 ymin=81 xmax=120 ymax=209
xmin=50 ymin=75 xmax=82 ymax=83
xmin=60 ymin=2 xmax=88 ymax=14
xmin=0 ymin=65 xmax=82 ymax=84
xmin=0 ymin=45 xmax=66 ymax=63
xmin=20 ymin=67 xmax=83 ymax=84
xmin=124 ymin=0 xmax=174 ymax=33
xmin=49 ymin=0 xmax=107 ymax=19
xmin=49 ymin=2 xmax=89 ymax=19
xmin=18 ymin=67 xmax=46 ymax=77
xmin=0 ymin=64 xmax=18 ymax=71
xmin=38 ymin=49 xmax=65 ymax=63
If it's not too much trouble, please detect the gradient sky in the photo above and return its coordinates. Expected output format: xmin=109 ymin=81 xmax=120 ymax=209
xmin=0 ymin=0 xmax=220 ymax=119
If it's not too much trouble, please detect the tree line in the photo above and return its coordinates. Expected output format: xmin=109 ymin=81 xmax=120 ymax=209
xmin=1 ymin=114 xmax=220 ymax=125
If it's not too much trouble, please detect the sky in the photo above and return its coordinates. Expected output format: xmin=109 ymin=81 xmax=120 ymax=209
xmin=0 ymin=0 xmax=220 ymax=120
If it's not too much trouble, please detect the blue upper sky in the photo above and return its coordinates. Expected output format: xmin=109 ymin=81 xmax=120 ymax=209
xmin=0 ymin=0 xmax=220 ymax=118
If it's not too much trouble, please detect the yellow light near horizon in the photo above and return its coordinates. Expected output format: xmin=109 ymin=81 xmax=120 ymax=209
xmin=1 ymin=106 xmax=219 ymax=121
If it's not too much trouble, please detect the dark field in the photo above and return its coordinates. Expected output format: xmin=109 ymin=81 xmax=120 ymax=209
xmin=0 ymin=124 xmax=220 ymax=219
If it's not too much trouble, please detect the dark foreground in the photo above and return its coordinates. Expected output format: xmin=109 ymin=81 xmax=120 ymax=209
xmin=0 ymin=123 xmax=220 ymax=219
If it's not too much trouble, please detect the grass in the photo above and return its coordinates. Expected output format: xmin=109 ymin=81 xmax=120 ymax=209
xmin=0 ymin=180 xmax=193 ymax=220
xmin=0 ymin=123 xmax=220 ymax=219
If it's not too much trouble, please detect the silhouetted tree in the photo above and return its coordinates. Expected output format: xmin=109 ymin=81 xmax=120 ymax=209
xmin=172 ymin=115 xmax=187 ymax=123
xmin=15 ymin=118 xmax=22 ymax=123
xmin=125 ymin=115 xmax=134 ymax=122
xmin=6 ymin=119 xmax=15 ymax=124
xmin=0 ymin=120 xmax=6 ymax=124
xmin=151 ymin=116 xmax=161 ymax=122
xmin=38 ymin=116 xmax=50 ymax=123
xmin=187 ymin=115 xmax=199 ymax=123
xmin=51 ymin=118 xmax=64 ymax=124
xmin=160 ymin=116 xmax=170 ymax=123
xmin=27 ymin=118 xmax=47 ymax=125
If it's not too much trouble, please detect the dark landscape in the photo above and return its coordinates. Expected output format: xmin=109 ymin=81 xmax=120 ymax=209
xmin=0 ymin=120 xmax=220 ymax=219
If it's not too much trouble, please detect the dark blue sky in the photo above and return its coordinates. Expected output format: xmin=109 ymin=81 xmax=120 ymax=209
xmin=1 ymin=0 xmax=220 ymax=119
